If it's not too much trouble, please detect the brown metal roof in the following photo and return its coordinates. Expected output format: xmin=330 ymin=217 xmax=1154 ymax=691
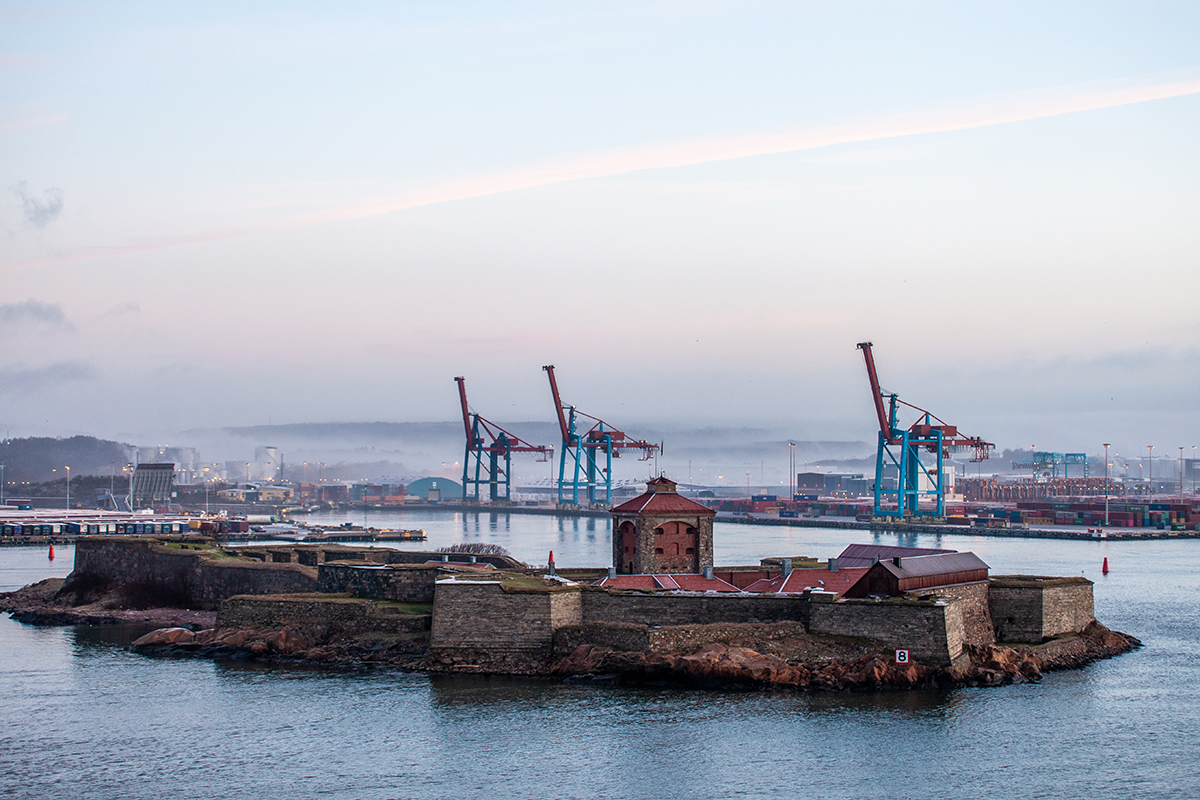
xmin=876 ymin=551 xmax=989 ymax=580
xmin=836 ymin=543 xmax=956 ymax=568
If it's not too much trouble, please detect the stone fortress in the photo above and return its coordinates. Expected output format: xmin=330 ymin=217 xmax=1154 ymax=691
xmin=427 ymin=477 xmax=1096 ymax=670
xmin=42 ymin=474 xmax=1130 ymax=688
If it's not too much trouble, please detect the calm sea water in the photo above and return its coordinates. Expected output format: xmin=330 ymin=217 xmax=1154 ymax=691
xmin=2 ymin=511 xmax=1198 ymax=799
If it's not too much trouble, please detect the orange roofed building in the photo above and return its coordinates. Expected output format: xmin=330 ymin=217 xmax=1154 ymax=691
xmin=610 ymin=476 xmax=715 ymax=575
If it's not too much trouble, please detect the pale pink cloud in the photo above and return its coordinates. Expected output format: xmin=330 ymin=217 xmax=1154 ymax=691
xmin=5 ymin=71 xmax=1200 ymax=274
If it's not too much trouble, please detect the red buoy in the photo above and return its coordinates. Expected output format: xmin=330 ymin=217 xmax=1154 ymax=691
xmin=549 ymin=550 xmax=555 ymax=564
xmin=1102 ymin=557 xmax=1109 ymax=575
xmin=48 ymin=544 xmax=55 ymax=561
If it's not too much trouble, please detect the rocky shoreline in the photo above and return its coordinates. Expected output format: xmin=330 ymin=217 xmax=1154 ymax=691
xmin=0 ymin=578 xmax=217 ymax=629
xmin=547 ymin=620 xmax=1139 ymax=689
xmin=126 ymin=616 xmax=1139 ymax=691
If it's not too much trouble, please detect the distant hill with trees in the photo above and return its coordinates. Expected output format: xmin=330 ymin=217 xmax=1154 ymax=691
xmin=0 ymin=436 xmax=133 ymax=485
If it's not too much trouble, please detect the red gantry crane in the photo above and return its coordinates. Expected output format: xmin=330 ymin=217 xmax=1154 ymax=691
xmin=542 ymin=365 xmax=658 ymax=507
xmin=856 ymin=342 xmax=993 ymax=518
xmin=455 ymin=377 xmax=553 ymax=503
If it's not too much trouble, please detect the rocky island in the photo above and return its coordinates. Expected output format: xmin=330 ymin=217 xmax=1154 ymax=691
xmin=1 ymin=536 xmax=1138 ymax=691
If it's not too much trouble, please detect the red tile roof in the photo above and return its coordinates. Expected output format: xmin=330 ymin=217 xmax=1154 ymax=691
xmin=593 ymin=574 xmax=659 ymax=590
xmin=611 ymin=491 xmax=716 ymax=515
xmin=661 ymin=574 xmax=739 ymax=592
xmin=742 ymin=567 xmax=869 ymax=596
xmin=592 ymin=573 xmax=739 ymax=592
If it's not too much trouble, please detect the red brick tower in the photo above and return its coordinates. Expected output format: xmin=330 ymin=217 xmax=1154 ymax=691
xmin=610 ymin=476 xmax=715 ymax=575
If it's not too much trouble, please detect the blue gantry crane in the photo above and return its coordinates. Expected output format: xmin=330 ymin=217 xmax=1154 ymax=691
xmin=455 ymin=377 xmax=553 ymax=503
xmin=857 ymin=342 xmax=994 ymax=518
xmin=542 ymin=365 xmax=658 ymax=508
xmin=1011 ymin=451 xmax=1089 ymax=479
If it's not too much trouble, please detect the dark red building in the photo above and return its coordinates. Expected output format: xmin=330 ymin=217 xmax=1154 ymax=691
xmin=843 ymin=552 xmax=989 ymax=598
xmin=610 ymin=476 xmax=715 ymax=575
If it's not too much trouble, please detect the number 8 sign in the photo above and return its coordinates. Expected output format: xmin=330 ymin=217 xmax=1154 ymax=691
xmin=894 ymin=648 xmax=910 ymax=664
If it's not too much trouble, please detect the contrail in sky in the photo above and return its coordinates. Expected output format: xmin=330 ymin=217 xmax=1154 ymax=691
xmin=7 ymin=71 xmax=1200 ymax=274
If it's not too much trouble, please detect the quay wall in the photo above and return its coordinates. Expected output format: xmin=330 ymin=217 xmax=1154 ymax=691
xmin=69 ymin=537 xmax=317 ymax=609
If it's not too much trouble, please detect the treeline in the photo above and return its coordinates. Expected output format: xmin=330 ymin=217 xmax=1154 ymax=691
xmin=0 ymin=436 xmax=133 ymax=485
xmin=3 ymin=474 xmax=130 ymax=503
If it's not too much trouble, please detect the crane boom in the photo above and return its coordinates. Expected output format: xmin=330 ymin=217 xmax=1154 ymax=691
xmin=454 ymin=375 xmax=552 ymax=503
xmin=855 ymin=341 xmax=994 ymax=519
xmin=454 ymin=376 xmax=473 ymax=443
xmin=856 ymin=342 xmax=892 ymax=440
xmin=540 ymin=365 xmax=659 ymax=507
xmin=542 ymin=365 xmax=571 ymax=444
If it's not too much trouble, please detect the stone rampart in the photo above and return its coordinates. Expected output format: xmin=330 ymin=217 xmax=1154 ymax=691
xmin=235 ymin=545 xmax=525 ymax=571
xmin=553 ymin=620 xmax=811 ymax=657
xmin=580 ymin=589 xmax=809 ymax=627
xmin=69 ymin=537 xmax=317 ymax=609
xmin=317 ymin=563 xmax=440 ymax=603
xmin=932 ymin=581 xmax=994 ymax=645
xmin=218 ymin=594 xmax=430 ymax=636
xmin=430 ymin=581 xmax=581 ymax=654
xmin=807 ymin=598 xmax=966 ymax=667
xmin=989 ymin=576 xmax=1094 ymax=643
xmin=554 ymin=621 xmax=651 ymax=655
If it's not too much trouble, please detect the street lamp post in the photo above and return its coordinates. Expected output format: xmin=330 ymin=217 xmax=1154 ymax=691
xmin=1147 ymin=445 xmax=1154 ymax=498
xmin=1180 ymin=447 xmax=1185 ymax=504
xmin=788 ymin=442 xmax=796 ymax=501
xmin=1103 ymin=443 xmax=1110 ymax=526
xmin=65 ymin=466 xmax=70 ymax=509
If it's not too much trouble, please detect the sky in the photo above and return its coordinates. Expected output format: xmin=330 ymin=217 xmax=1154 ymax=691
xmin=2 ymin=1 xmax=1198 ymax=463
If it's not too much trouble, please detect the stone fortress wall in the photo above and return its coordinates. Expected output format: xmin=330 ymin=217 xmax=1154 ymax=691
xmin=430 ymin=581 xmax=581 ymax=656
xmin=580 ymin=589 xmax=811 ymax=628
xmin=236 ymin=544 xmax=523 ymax=571
xmin=63 ymin=537 xmax=1098 ymax=668
xmin=317 ymin=562 xmax=442 ymax=603
xmin=431 ymin=574 xmax=1096 ymax=668
xmin=219 ymin=594 xmax=430 ymax=637
xmin=70 ymin=536 xmax=318 ymax=609
xmin=807 ymin=597 xmax=967 ymax=667
xmin=988 ymin=576 xmax=1095 ymax=643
